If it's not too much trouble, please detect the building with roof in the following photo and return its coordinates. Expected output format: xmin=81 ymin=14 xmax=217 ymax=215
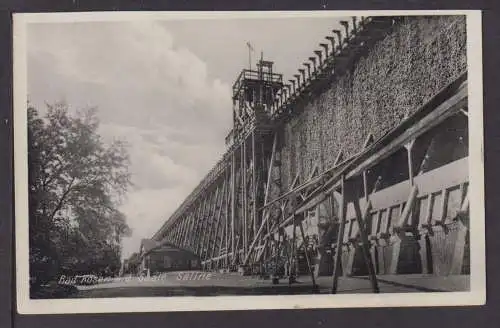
xmin=137 ymin=239 xmax=201 ymax=276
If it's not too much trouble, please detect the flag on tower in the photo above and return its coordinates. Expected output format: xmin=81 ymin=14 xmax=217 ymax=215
xmin=246 ymin=42 xmax=254 ymax=70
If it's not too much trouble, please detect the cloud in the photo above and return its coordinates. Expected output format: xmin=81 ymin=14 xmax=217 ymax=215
xmin=27 ymin=20 xmax=232 ymax=258
xmin=28 ymin=21 xmax=232 ymax=130
xmin=27 ymin=16 xmax=345 ymax=259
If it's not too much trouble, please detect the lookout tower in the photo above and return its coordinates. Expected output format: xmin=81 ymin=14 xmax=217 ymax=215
xmin=227 ymin=56 xmax=283 ymax=146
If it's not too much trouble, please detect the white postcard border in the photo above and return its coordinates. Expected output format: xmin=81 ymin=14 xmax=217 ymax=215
xmin=13 ymin=10 xmax=485 ymax=314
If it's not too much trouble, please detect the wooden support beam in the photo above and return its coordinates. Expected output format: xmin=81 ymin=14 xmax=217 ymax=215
xmin=192 ymin=197 xmax=205 ymax=253
xmin=224 ymin=173 xmax=231 ymax=263
xmin=191 ymin=203 xmax=202 ymax=253
xmin=351 ymin=198 xmax=379 ymax=293
xmin=461 ymin=187 xmax=470 ymax=213
xmin=174 ymin=219 xmax=182 ymax=245
xmin=180 ymin=215 xmax=190 ymax=247
xmin=243 ymin=211 xmax=271 ymax=265
xmin=201 ymin=185 xmax=221 ymax=260
xmin=265 ymin=133 xmax=278 ymax=204
xmin=214 ymin=174 xmax=231 ymax=260
xmin=173 ymin=225 xmax=180 ymax=246
xmin=185 ymin=203 xmax=200 ymax=251
xmin=252 ymin=131 xmax=258 ymax=241
xmin=194 ymin=196 xmax=209 ymax=253
xmin=332 ymin=175 xmax=348 ymax=293
xmin=334 ymin=149 xmax=344 ymax=166
xmin=180 ymin=213 xmax=190 ymax=248
xmin=207 ymin=179 xmax=227 ymax=261
xmin=173 ymin=225 xmax=180 ymax=245
xmin=208 ymin=186 xmax=223 ymax=256
xmin=186 ymin=211 xmax=198 ymax=249
xmin=298 ymin=219 xmax=317 ymax=289
xmin=395 ymin=185 xmax=419 ymax=229
xmin=231 ymin=151 xmax=237 ymax=259
xmin=242 ymin=138 xmax=248 ymax=257
xmin=289 ymin=216 xmax=297 ymax=283
xmin=258 ymin=154 xmax=353 ymax=213
xmin=405 ymin=139 xmax=415 ymax=186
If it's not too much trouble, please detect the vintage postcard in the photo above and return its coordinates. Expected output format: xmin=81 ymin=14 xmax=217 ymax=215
xmin=14 ymin=10 xmax=485 ymax=314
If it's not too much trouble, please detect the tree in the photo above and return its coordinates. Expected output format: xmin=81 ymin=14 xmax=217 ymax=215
xmin=28 ymin=102 xmax=132 ymax=285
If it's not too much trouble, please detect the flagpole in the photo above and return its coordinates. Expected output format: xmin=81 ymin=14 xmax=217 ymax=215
xmin=247 ymin=42 xmax=253 ymax=70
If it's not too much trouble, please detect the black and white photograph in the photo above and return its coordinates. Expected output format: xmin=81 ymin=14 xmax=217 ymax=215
xmin=13 ymin=11 xmax=485 ymax=313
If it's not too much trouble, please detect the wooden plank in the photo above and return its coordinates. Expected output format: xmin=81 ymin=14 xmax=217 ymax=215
xmin=242 ymin=138 xmax=248 ymax=257
xmin=202 ymin=186 xmax=220 ymax=260
xmin=352 ymin=198 xmax=379 ymax=292
xmin=420 ymin=194 xmax=434 ymax=230
xmin=194 ymin=196 xmax=210 ymax=253
xmin=450 ymin=220 xmax=468 ymax=274
xmin=395 ymin=185 xmax=419 ymax=228
xmin=252 ymin=131 xmax=258 ymax=242
xmin=461 ymin=186 xmax=470 ymax=213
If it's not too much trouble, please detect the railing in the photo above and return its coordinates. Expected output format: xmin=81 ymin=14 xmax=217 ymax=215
xmin=232 ymin=69 xmax=283 ymax=97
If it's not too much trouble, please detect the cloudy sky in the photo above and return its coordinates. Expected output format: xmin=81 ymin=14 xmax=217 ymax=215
xmin=26 ymin=13 xmax=344 ymax=258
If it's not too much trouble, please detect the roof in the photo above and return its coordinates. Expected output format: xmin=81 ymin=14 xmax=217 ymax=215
xmin=140 ymin=238 xmax=161 ymax=254
xmin=139 ymin=239 xmax=201 ymax=260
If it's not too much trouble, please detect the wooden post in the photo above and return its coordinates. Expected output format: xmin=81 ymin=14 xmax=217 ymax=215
xmin=363 ymin=171 xmax=368 ymax=201
xmin=252 ymin=131 xmax=258 ymax=242
xmin=405 ymin=140 xmax=415 ymax=186
xmin=289 ymin=216 xmax=297 ymax=284
xmin=396 ymin=185 xmax=419 ymax=228
xmin=181 ymin=212 xmax=193 ymax=248
xmin=352 ymin=198 xmax=379 ymax=293
xmin=265 ymin=133 xmax=278 ymax=242
xmin=191 ymin=199 xmax=201 ymax=252
xmin=231 ymin=152 xmax=236 ymax=263
xmin=332 ymin=175 xmax=348 ymax=294
xmin=224 ymin=173 xmax=231 ymax=267
xmin=242 ymin=133 xmax=278 ymax=266
xmin=180 ymin=215 xmax=189 ymax=248
xmin=210 ymin=185 xmax=224 ymax=259
xmin=243 ymin=211 xmax=270 ymax=265
xmin=175 ymin=225 xmax=181 ymax=245
xmin=203 ymin=190 xmax=217 ymax=256
xmin=208 ymin=180 xmax=226 ymax=261
xmin=242 ymin=138 xmax=248 ymax=257
xmin=201 ymin=186 xmax=219 ymax=260
xmin=389 ymin=185 xmax=419 ymax=274
xmin=196 ymin=194 xmax=211 ymax=255
xmin=299 ymin=219 xmax=317 ymax=289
